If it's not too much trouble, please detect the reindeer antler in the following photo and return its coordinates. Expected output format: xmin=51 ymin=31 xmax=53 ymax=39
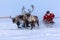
xmin=28 ymin=4 xmax=34 ymax=14
xmin=22 ymin=6 xmax=27 ymax=14
xmin=31 ymin=5 xmax=34 ymax=10
xmin=22 ymin=6 xmax=25 ymax=12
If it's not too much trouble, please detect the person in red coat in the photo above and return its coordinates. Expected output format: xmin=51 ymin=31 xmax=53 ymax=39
xmin=43 ymin=11 xmax=55 ymax=24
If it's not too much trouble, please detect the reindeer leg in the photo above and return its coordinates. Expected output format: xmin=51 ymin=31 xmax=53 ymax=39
xmin=16 ymin=21 xmax=21 ymax=28
xmin=31 ymin=23 xmax=35 ymax=30
xmin=36 ymin=20 xmax=39 ymax=28
xmin=30 ymin=21 xmax=35 ymax=30
xmin=24 ymin=20 xmax=30 ymax=29
xmin=22 ymin=23 xmax=26 ymax=28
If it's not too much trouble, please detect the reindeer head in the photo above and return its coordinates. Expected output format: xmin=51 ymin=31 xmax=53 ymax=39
xmin=9 ymin=16 xmax=16 ymax=23
xmin=12 ymin=18 xmax=15 ymax=23
xmin=25 ymin=13 xmax=31 ymax=17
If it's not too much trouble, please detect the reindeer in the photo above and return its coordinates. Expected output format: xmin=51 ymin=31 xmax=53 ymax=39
xmin=27 ymin=15 xmax=39 ymax=29
xmin=10 ymin=15 xmax=29 ymax=29
xmin=22 ymin=5 xmax=39 ymax=29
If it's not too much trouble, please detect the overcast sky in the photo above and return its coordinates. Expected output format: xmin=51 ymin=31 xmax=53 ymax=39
xmin=0 ymin=0 xmax=60 ymax=19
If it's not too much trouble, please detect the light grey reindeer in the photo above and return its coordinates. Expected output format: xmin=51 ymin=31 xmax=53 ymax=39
xmin=21 ymin=5 xmax=39 ymax=29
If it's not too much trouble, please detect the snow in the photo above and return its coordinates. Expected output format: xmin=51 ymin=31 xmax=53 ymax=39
xmin=0 ymin=28 xmax=60 ymax=40
xmin=0 ymin=19 xmax=60 ymax=40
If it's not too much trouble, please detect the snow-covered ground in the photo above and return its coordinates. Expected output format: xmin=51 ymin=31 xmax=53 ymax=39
xmin=0 ymin=28 xmax=60 ymax=40
xmin=0 ymin=19 xmax=60 ymax=40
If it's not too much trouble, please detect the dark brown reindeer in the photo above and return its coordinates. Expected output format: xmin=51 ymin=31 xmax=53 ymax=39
xmin=10 ymin=15 xmax=22 ymax=28
xmin=10 ymin=15 xmax=29 ymax=29
xmin=9 ymin=6 xmax=30 ymax=29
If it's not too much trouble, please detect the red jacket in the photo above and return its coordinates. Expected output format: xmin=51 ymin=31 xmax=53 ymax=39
xmin=43 ymin=13 xmax=55 ymax=22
